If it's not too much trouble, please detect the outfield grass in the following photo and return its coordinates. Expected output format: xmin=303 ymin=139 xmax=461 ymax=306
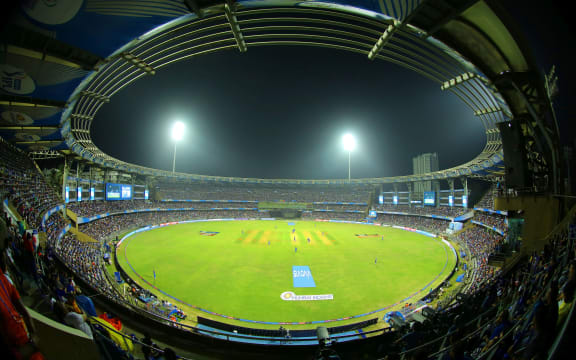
xmin=117 ymin=220 xmax=455 ymax=325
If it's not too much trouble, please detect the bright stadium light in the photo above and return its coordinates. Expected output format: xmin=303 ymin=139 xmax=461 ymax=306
xmin=171 ymin=121 xmax=185 ymax=173
xmin=342 ymin=133 xmax=356 ymax=181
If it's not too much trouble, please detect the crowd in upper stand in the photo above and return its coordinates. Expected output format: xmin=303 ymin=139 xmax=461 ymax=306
xmin=473 ymin=212 xmax=507 ymax=230
xmin=302 ymin=211 xmax=366 ymax=222
xmin=0 ymin=142 xmax=62 ymax=230
xmin=156 ymin=182 xmax=372 ymax=202
xmin=475 ymin=184 xmax=497 ymax=209
xmin=66 ymin=200 xmax=152 ymax=217
xmin=375 ymin=214 xmax=451 ymax=234
xmin=67 ymin=199 xmax=369 ymax=218
xmin=374 ymin=204 xmax=468 ymax=218
xmin=312 ymin=204 xmax=366 ymax=212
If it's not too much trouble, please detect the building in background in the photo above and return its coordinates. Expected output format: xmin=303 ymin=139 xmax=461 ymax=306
xmin=413 ymin=153 xmax=439 ymax=193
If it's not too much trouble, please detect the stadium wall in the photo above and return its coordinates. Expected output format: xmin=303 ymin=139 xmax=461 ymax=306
xmin=495 ymin=195 xmax=560 ymax=253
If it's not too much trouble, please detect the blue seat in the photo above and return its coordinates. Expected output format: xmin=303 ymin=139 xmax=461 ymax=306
xmin=114 ymin=272 xmax=123 ymax=283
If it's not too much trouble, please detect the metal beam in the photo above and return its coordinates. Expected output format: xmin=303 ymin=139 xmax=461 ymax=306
xmin=1 ymin=24 xmax=102 ymax=70
xmin=474 ymin=107 xmax=502 ymax=116
xmin=441 ymin=72 xmax=477 ymax=90
xmin=367 ymin=21 xmax=399 ymax=60
xmin=15 ymin=140 xmax=62 ymax=145
xmin=0 ymin=95 xmax=66 ymax=108
xmin=29 ymin=150 xmax=64 ymax=159
xmin=0 ymin=126 xmax=59 ymax=131
xmin=224 ymin=0 xmax=247 ymax=52
xmin=80 ymin=91 xmax=110 ymax=103
xmin=121 ymin=52 xmax=156 ymax=75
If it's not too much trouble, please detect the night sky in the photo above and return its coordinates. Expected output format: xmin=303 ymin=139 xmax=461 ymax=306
xmin=91 ymin=1 xmax=574 ymax=180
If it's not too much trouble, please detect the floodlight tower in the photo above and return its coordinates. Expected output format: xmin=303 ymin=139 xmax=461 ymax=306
xmin=342 ymin=133 xmax=356 ymax=182
xmin=171 ymin=121 xmax=185 ymax=173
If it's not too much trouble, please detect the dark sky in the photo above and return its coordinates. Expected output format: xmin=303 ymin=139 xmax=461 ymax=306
xmin=91 ymin=1 xmax=573 ymax=180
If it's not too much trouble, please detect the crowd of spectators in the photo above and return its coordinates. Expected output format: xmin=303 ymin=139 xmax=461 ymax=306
xmin=1 ymin=213 xmax=176 ymax=360
xmin=57 ymin=233 xmax=116 ymax=299
xmin=42 ymin=212 xmax=67 ymax=245
xmin=312 ymin=204 xmax=366 ymax=212
xmin=374 ymin=204 xmax=468 ymax=218
xmin=301 ymin=211 xmax=366 ymax=222
xmin=473 ymin=212 xmax=507 ymax=231
xmin=475 ymin=185 xmax=496 ymax=209
xmin=377 ymin=219 xmax=575 ymax=360
xmin=78 ymin=209 xmax=269 ymax=241
xmin=454 ymin=225 xmax=504 ymax=294
xmin=157 ymin=182 xmax=373 ymax=203
xmin=375 ymin=214 xmax=451 ymax=234
xmin=68 ymin=198 xmax=369 ymax=218
xmin=66 ymin=200 xmax=151 ymax=217
xmin=0 ymin=140 xmax=62 ymax=230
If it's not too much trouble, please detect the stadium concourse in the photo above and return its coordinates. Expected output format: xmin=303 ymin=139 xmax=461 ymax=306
xmin=1 ymin=135 xmax=575 ymax=360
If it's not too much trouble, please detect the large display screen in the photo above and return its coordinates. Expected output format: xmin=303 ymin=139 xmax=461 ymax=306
xmin=77 ymin=187 xmax=82 ymax=202
xmin=423 ymin=191 xmax=436 ymax=206
xmin=106 ymin=183 xmax=132 ymax=200
xmin=378 ymin=195 xmax=383 ymax=204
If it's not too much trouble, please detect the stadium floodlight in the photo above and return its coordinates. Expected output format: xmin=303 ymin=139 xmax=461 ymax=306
xmin=342 ymin=133 xmax=356 ymax=182
xmin=171 ymin=121 xmax=185 ymax=173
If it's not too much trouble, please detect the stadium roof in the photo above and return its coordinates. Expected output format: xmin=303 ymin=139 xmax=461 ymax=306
xmin=0 ymin=0 xmax=560 ymax=185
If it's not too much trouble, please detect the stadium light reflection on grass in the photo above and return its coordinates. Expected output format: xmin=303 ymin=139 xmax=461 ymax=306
xmin=342 ymin=133 xmax=356 ymax=182
xmin=171 ymin=121 xmax=185 ymax=173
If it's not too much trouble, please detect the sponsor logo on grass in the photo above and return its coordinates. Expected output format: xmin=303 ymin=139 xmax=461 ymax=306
xmin=292 ymin=265 xmax=316 ymax=287
xmin=199 ymin=231 xmax=219 ymax=236
xmin=355 ymin=234 xmax=380 ymax=238
xmin=280 ymin=291 xmax=334 ymax=301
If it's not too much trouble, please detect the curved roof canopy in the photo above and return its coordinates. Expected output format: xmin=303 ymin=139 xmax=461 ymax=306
xmin=0 ymin=0 xmax=559 ymax=185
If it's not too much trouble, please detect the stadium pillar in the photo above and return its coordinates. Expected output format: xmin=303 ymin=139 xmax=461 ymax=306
xmin=62 ymin=156 xmax=69 ymax=203
xmin=461 ymin=177 xmax=468 ymax=208
xmin=433 ymin=181 xmax=440 ymax=207
xmin=448 ymin=179 xmax=455 ymax=206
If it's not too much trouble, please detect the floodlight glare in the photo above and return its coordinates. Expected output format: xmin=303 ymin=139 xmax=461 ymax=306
xmin=172 ymin=121 xmax=185 ymax=141
xmin=342 ymin=133 xmax=356 ymax=151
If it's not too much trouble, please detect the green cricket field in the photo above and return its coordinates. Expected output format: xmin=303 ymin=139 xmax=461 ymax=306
xmin=116 ymin=220 xmax=456 ymax=326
